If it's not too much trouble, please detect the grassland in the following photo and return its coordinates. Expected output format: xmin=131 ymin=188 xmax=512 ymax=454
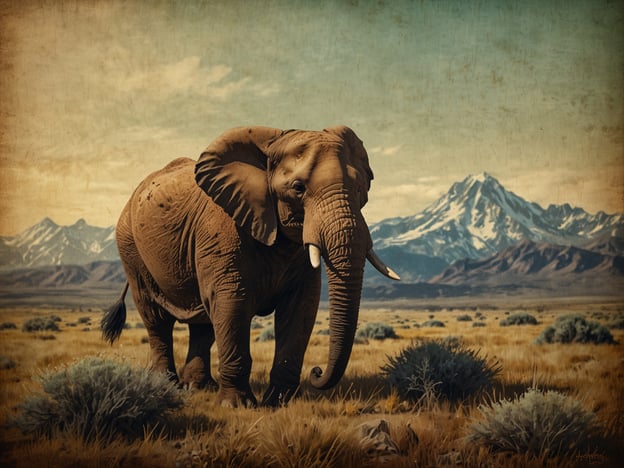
xmin=0 ymin=298 xmax=622 ymax=467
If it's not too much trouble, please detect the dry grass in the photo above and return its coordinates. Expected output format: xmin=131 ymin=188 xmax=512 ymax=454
xmin=1 ymin=300 xmax=622 ymax=467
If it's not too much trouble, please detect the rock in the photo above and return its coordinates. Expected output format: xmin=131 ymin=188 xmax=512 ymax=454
xmin=357 ymin=418 xmax=400 ymax=461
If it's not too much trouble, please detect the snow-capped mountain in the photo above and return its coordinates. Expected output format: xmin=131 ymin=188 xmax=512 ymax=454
xmin=0 ymin=218 xmax=118 ymax=270
xmin=371 ymin=172 xmax=623 ymax=266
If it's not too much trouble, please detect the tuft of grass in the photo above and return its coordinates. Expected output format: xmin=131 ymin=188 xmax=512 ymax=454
xmin=257 ymin=412 xmax=361 ymax=467
xmin=456 ymin=314 xmax=473 ymax=322
xmin=382 ymin=338 xmax=501 ymax=405
xmin=421 ymin=320 xmax=445 ymax=328
xmin=14 ymin=357 xmax=184 ymax=442
xmin=356 ymin=322 xmax=397 ymax=340
xmin=499 ymin=313 xmax=538 ymax=326
xmin=469 ymin=388 xmax=601 ymax=459
xmin=22 ymin=316 xmax=61 ymax=332
xmin=535 ymin=314 xmax=616 ymax=345
xmin=0 ymin=322 xmax=18 ymax=330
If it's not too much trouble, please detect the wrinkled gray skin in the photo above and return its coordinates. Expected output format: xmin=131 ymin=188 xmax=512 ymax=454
xmin=105 ymin=126 xmax=398 ymax=408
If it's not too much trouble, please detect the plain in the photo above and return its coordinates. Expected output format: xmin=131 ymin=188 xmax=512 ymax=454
xmin=0 ymin=296 xmax=622 ymax=467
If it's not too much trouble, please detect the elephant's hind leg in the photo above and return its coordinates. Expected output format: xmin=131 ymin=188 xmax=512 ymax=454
xmin=181 ymin=322 xmax=218 ymax=390
xmin=129 ymin=278 xmax=178 ymax=382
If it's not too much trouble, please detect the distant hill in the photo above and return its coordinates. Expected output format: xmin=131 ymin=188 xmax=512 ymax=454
xmin=429 ymin=240 xmax=624 ymax=292
xmin=0 ymin=261 xmax=126 ymax=288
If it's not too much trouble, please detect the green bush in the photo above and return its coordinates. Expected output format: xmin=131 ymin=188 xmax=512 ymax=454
xmin=456 ymin=314 xmax=473 ymax=322
xmin=250 ymin=320 xmax=264 ymax=329
xmin=382 ymin=338 xmax=501 ymax=404
xmin=499 ymin=313 xmax=538 ymax=326
xmin=469 ymin=388 xmax=600 ymax=459
xmin=421 ymin=320 xmax=445 ymax=328
xmin=22 ymin=316 xmax=61 ymax=332
xmin=607 ymin=318 xmax=624 ymax=330
xmin=0 ymin=322 xmax=17 ymax=330
xmin=15 ymin=357 xmax=184 ymax=442
xmin=535 ymin=314 xmax=615 ymax=344
xmin=257 ymin=326 xmax=275 ymax=342
xmin=472 ymin=322 xmax=486 ymax=328
xmin=356 ymin=322 xmax=397 ymax=340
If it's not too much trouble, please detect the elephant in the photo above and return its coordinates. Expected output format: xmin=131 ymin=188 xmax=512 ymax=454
xmin=102 ymin=125 xmax=399 ymax=408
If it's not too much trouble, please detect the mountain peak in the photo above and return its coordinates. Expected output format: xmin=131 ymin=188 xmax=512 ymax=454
xmin=465 ymin=172 xmax=493 ymax=184
xmin=460 ymin=172 xmax=502 ymax=190
xmin=38 ymin=217 xmax=59 ymax=228
xmin=72 ymin=218 xmax=88 ymax=229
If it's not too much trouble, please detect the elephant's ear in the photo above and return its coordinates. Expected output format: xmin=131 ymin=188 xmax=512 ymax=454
xmin=324 ymin=125 xmax=374 ymax=207
xmin=195 ymin=126 xmax=282 ymax=246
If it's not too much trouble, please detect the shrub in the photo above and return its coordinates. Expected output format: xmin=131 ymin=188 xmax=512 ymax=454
xmin=499 ymin=313 xmax=538 ymax=326
xmin=1 ymin=355 xmax=16 ymax=370
xmin=14 ymin=357 xmax=184 ymax=442
xmin=256 ymin=326 xmax=275 ymax=342
xmin=472 ymin=322 xmax=486 ymax=328
xmin=356 ymin=322 xmax=397 ymax=340
xmin=607 ymin=318 xmax=624 ymax=330
xmin=22 ymin=316 xmax=61 ymax=332
xmin=382 ymin=338 xmax=501 ymax=404
xmin=0 ymin=322 xmax=17 ymax=330
xmin=456 ymin=314 xmax=473 ymax=322
xmin=77 ymin=316 xmax=91 ymax=324
xmin=317 ymin=328 xmax=330 ymax=335
xmin=469 ymin=388 xmax=600 ymax=459
xmin=535 ymin=314 xmax=615 ymax=344
xmin=421 ymin=320 xmax=445 ymax=328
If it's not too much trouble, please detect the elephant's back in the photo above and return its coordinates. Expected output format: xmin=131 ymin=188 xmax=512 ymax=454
xmin=128 ymin=158 xmax=209 ymax=311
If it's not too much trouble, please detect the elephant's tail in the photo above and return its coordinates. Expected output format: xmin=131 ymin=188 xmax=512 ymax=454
xmin=101 ymin=282 xmax=129 ymax=344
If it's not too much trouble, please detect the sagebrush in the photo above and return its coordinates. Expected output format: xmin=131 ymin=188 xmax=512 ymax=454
xmin=22 ymin=316 xmax=61 ymax=332
xmin=256 ymin=326 xmax=275 ymax=342
xmin=15 ymin=357 xmax=184 ymax=442
xmin=382 ymin=338 xmax=501 ymax=405
xmin=535 ymin=314 xmax=615 ymax=344
xmin=469 ymin=388 xmax=601 ymax=459
xmin=356 ymin=322 xmax=397 ymax=340
xmin=499 ymin=313 xmax=537 ymax=326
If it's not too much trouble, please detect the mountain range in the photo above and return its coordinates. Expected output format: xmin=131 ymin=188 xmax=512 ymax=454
xmin=1 ymin=173 xmax=623 ymax=299
xmin=0 ymin=218 xmax=118 ymax=270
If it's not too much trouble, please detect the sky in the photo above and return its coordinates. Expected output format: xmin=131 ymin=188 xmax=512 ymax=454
xmin=1 ymin=0 xmax=622 ymax=236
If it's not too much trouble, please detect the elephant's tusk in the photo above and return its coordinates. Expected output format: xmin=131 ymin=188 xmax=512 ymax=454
xmin=308 ymin=244 xmax=322 ymax=269
xmin=367 ymin=249 xmax=401 ymax=281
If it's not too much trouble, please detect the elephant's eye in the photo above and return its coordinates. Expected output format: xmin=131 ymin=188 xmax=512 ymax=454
xmin=291 ymin=180 xmax=306 ymax=195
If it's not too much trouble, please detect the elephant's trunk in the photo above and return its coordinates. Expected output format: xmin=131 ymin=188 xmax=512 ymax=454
xmin=304 ymin=190 xmax=368 ymax=390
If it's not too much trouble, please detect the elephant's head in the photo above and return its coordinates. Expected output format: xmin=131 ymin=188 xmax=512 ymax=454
xmin=195 ymin=126 xmax=399 ymax=390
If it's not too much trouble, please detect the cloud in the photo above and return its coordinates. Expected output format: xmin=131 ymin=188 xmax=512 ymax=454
xmin=364 ymin=181 xmax=450 ymax=222
xmin=370 ymin=145 xmax=403 ymax=156
xmin=118 ymin=56 xmax=250 ymax=100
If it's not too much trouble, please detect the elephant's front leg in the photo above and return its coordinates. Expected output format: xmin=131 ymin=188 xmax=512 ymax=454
xmin=211 ymin=299 xmax=257 ymax=408
xmin=262 ymin=268 xmax=321 ymax=407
